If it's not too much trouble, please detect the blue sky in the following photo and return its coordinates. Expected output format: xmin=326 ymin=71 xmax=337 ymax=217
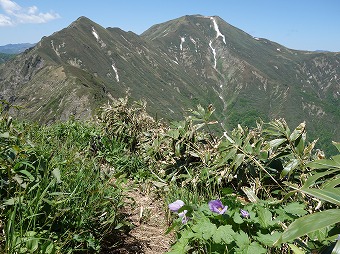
xmin=0 ymin=0 xmax=339 ymax=51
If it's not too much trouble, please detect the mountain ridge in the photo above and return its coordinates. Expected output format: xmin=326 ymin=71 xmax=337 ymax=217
xmin=0 ymin=43 xmax=36 ymax=54
xmin=0 ymin=15 xmax=339 ymax=153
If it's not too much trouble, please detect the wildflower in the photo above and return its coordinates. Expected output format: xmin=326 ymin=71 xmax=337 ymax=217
xmin=169 ymin=200 xmax=188 ymax=224
xmin=240 ymin=209 xmax=250 ymax=218
xmin=169 ymin=200 xmax=184 ymax=212
xmin=178 ymin=210 xmax=189 ymax=224
xmin=208 ymin=200 xmax=228 ymax=214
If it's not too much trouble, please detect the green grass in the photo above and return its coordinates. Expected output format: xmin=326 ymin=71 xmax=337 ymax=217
xmin=1 ymin=98 xmax=339 ymax=253
xmin=0 ymin=109 xmax=145 ymax=252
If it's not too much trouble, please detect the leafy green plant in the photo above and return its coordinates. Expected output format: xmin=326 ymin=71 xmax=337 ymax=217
xmin=167 ymin=195 xmax=309 ymax=253
xmin=3 ymin=96 xmax=339 ymax=254
xmin=276 ymin=142 xmax=340 ymax=252
xmin=98 ymin=94 xmax=160 ymax=152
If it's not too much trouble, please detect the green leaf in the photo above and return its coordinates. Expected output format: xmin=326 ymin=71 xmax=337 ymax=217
xmin=241 ymin=186 xmax=259 ymax=203
xmin=298 ymin=188 xmax=340 ymax=206
xmin=308 ymin=227 xmax=328 ymax=242
xmin=234 ymin=231 xmax=250 ymax=248
xmin=244 ymin=242 xmax=267 ymax=254
xmin=256 ymin=231 xmax=281 ymax=246
xmin=212 ymin=225 xmax=235 ymax=244
xmin=303 ymin=168 xmax=340 ymax=187
xmin=223 ymin=132 xmax=235 ymax=144
xmin=41 ymin=241 xmax=55 ymax=254
xmin=168 ymin=236 xmax=190 ymax=254
xmin=322 ymin=177 xmax=340 ymax=189
xmin=257 ymin=207 xmax=275 ymax=228
xmin=268 ymin=138 xmax=287 ymax=149
xmin=275 ymin=209 xmax=340 ymax=245
xmin=303 ymin=139 xmax=317 ymax=157
xmin=281 ymin=159 xmax=299 ymax=178
xmin=290 ymin=122 xmax=305 ymax=141
xmin=168 ymin=228 xmax=194 ymax=253
xmin=19 ymin=169 xmax=35 ymax=182
xmin=332 ymin=141 xmax=340 ymax=153
xmin=307 ymin=159 xmax=340 ymax=169
xmin=283 ymin=202 xmax=307 ymax=216
xmin=233 ymin=212 xmax=244 ymax=224
xmin=175 ymin=142 xmax=181 ymax=157
xmin=275 ymin=207 xmax=295 ymax=222
xmin=332 ymin=154 xmax=340 ymax=164
xmin=295 ymin=133 xmax=306 ymax=155
xmin=232 ymin=153 xmax=245 ymax=170
xmin=235 ymin=231 xmax=267 ymax=254
xmin=287 ymin=243 xmax=305 ymax=254
xmin=25 ymin=231 xmax=38 ymax=253
xmin=332 ymin=237 xmax=340 ymax=254
xmin=192 ymin=220 xmax=217 ymax=240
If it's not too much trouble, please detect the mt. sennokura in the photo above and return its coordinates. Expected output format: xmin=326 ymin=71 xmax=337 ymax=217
xmin=0 ymin=15 xmax=339 ymax=151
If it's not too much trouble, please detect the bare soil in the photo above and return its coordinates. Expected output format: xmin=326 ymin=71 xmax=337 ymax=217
xmin=109 ymin=183 xmax=174 ymax=253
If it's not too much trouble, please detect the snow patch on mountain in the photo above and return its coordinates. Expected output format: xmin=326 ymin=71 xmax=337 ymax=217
xmin=209 ymin=40 xmax=217 ymax=69
xmin=190 ymin=37 xmax=198 ymax=52
xmin=180 ymin=37 xmax=185 ymax=51
xmin=111 ymin=63 xmax=119 ymax=82
xmin=92 ymin=27 xmax=106 ymax=48
xmin=210 ymin=17 xmax=226 ymax=44
xmin=92 ymin=27 xmax=99 ymax=41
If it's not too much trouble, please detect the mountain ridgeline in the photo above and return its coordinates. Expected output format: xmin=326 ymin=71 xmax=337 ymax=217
xmin=0 ymin=43 xmax=36 ymax=54
xmin=0 ymin=15 xmax=339 ymax=153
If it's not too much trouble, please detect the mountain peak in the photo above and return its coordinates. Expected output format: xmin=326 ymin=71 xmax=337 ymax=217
xmin=0 ymin=15 xmax=339 ymax=154
xmin=75 ymin=16 xmax=94 ymax=23
xmin=66 ymin=16 xmax=101 ymax=30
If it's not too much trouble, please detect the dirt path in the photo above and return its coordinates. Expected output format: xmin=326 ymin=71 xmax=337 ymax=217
xmin=112 ymin=183 xmax=174 ymax=253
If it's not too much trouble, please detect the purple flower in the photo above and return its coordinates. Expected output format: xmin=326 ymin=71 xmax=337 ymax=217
xmin=169 ymin=200 xmax=184 ymax=212
xmin=169 ymin=200 xmax=188 ymax=224
xmin=208 ymin=200 xmax=228 ymax=214
xmin=178 ymin=210 xmax=188 ymax=224
xmin=240 ymin=209 xmax=250 ymax=218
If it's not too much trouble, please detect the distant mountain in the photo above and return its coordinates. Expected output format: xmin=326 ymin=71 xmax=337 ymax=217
xmin=314 ymin=50 xmax=330 ymax=53
xmin=0 ymin=15 xmax=339 ymax=153
xmin=0 ymin=43 xmax=36 ymax=54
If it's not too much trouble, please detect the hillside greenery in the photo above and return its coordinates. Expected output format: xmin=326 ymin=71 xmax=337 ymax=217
xmin=1 ymin=98 xmax=339 ymax=253
xmin=1 ymin=16 xmax=339 ymax=157
xmin=0 ymin=53 xmax=15 ymax=64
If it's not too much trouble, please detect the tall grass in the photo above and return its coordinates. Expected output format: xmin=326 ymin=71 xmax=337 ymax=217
xmin=0 ymin=104 xmax=142 ymax=253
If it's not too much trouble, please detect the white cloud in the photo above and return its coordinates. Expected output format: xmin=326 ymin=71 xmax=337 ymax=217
xmin=0 ymin=0 xmax=60 ymax=26
xmin=0 ymin=0 xmax=20 ymax=14
xmin=0 ymin=13 xmax=12 ymax=26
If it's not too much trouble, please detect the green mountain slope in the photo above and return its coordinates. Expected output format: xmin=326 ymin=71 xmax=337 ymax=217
xmin=0 ymin=52 xmax=15 ymax=63
xmin=0 ymin=15 xmax=339 ymax=152
xmin=142 ymin=15 xmax=340 ymax=151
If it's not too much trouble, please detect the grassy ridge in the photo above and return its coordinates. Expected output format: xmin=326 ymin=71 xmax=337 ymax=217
xmin=1 ymin=98 xmax=339 ymax=253
xmin=0 ymin=103 xmax=147 ymax=252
